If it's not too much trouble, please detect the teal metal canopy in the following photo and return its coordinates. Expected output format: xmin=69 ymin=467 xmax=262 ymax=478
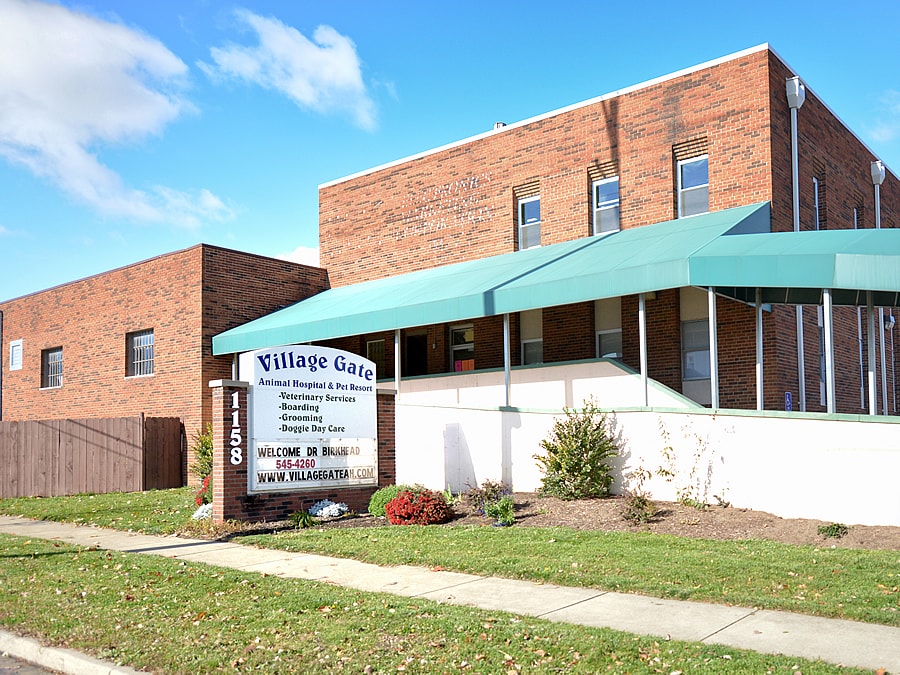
xmin=213 ymin=201 xmax=900 ymax=356
xmin=214 ymin=202 xmax=772 ymax=355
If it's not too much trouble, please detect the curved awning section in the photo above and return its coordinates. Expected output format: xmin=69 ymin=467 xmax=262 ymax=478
xmin=213 ymin=201 xmax=900 ymax=355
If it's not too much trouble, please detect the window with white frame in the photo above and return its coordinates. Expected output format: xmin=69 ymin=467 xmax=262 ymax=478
xmin=520 ymin=309 xmax=543 ymax=365
xmin=592 ymin=177 xmax=620 ymax=234
xmin=9 ymin=339 xmax=23 ymax=371
xmin=450 ymin=325 xmax=475 ymax=371
xmin=366 ymin=339 xmax=386 ymax=378
xmin=518 ymin=195 xmax=541 ymax=249
xmin=677 ymin=155 xmax=709 ymax=218
xmin=126 ymin=329 xmax=154 ymax=377
xmin=41 ymin=347 xmax=62 ymax=388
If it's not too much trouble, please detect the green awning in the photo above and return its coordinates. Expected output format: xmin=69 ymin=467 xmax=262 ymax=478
xmin=214 ymin=202 xmax=771 ymax=355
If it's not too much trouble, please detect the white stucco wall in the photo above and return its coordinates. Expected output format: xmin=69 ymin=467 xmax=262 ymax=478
xmin=394 ymin=362 xmax=900 ymax=526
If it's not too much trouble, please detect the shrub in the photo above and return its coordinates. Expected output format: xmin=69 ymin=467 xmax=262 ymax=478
xmin=290 ymin=511 xmax=316 ymax=528
xmin=189 ymin=423 xmax=214 ymax=483
xmin=535 ymin=398 xmax=619 ymax=500
xmin=484 ymin=494 xmax=515 ymax=526
xmin=461 ymin=479 xmax=508 ymax=515
xmin=621 ymin=491 xmax=657 ymax=524
xmin=368 ymin=484 xmax=423 ymax=517
xmin=194 ymin=474 xmax=212 ymax=506
xmin=385 ymin=490 xmax=452 ymax=525
xmin=818 ymin=522 xmax=850 ymax=539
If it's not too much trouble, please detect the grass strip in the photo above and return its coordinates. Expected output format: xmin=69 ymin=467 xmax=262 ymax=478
xmin=2 ymin=489 xmax=899 ymax=628
xmin=237 ymin=525 xmax=900 ymax=627
xmin=0 ymin=534 xmax=869 ymax=674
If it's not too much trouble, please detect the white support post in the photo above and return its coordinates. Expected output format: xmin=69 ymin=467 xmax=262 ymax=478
xmin=823 ymin=289 xmax=835 ymax=414
xmin=708 ymin=287 xmax=719 ymax=409
xmin=394 ymin=329 xmax=401 ymax=393
xmin=796 ymin=305 xmax=807 ymax=412
xmin=868 ymin=292 xmax=877 ymax=415
xmin=639 ymin=293 xmax=648 ymax=407
xmin=503 ymin=313 xmax=511 ymax=408
xmin=880 ymin=309 xmax=889 ymax=416
xmin=756 ymin=288 xmax=763 ymax=411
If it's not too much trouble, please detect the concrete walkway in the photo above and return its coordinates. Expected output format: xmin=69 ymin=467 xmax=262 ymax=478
xmin=0 ymin=516 xmax=898 ymax=673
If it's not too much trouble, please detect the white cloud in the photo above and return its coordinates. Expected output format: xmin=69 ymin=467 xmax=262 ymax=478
xmin=201 ymin=10 xmax=376 ymax=130
xmin=276 ymin=245 xmax=320 ymax=267
xmin=867 ymin=90 xmax=900 ymax=144
xmin=0 ymin=0 xmax=231 ymax=226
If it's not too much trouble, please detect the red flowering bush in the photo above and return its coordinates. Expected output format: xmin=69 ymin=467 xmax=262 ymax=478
xmin=195 ymin=474 xmax=212 ymax=506
xmin=385 ymin=489 xmax=451 ymax=525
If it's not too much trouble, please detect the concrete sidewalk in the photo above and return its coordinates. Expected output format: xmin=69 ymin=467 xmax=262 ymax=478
xmin=0 ymin=515 xmax=898 ymax=673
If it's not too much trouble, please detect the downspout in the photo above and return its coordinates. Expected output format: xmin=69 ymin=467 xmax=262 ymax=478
xmin=394 ymin=329 xmax=401 ymax=394
xmin=873 ymin=160 xmax=888 ymax=415
xmin=787 ymin=77 xmax=807 ymax=412
xmin=868 ymin=291 xmax=878 ymax=415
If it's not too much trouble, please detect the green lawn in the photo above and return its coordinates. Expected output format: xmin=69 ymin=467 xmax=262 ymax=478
xmin=0 ymin=488 xmax=897 ymax=672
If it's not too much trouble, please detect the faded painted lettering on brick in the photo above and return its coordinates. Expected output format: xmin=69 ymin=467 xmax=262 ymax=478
xmin=239 ymin=346 xmax=377 ymax=493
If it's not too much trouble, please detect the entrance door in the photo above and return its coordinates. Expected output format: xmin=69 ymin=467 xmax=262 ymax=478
xmin=404 ymin=333 xmax=428 ymax=376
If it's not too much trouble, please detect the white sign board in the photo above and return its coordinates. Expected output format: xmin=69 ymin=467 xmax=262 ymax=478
xmin=240 ymin=346 xmax=378 ymax=493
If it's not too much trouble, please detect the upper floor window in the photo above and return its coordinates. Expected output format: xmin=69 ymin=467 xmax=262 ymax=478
xmin=41 ymin=347 xmax=62 ymax=388
xmin=677 ymin=155 xmax=709 ymax=218
xmin=592 ymin=177 xmax=620 ymax=234
xmin=9 ymin=339 xmax=23 ymax=371
xmin=126 ymin=329 xmax=154 ymax=377
xmin=518 ymin=195 xmax=541 ymax=249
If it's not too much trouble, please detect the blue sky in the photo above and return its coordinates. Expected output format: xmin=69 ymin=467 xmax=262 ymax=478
xmin=2 ymin=0 xmax=900 ymax=301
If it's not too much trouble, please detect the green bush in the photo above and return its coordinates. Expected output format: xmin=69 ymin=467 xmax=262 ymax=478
xmin=189 ymin=423 xmax=214 ymax=482
xmin=484 ymin=494 xmax=515 ymax=526
xmin=461 ymin=479 xmax=508 ymax=515
xmin=535 ymin=398 xmax=619 ymax=500
xmin=368 ymin=484 xmax=416 ymax=517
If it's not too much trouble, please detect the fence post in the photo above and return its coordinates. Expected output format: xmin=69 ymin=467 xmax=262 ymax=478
xmin=209 ymin=380 xmax=249 ymax=522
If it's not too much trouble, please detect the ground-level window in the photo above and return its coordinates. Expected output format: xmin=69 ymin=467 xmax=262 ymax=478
xmin=518 ymin=195 xmax=541 ymax=250
xmin=592 ymin=177 xmax=620 ymax=234
xmin=595 ymin=297 xmax=622 ymax=358
xmin=41 ymin=347 xmax=63 ymax=388
xmin=520 ymin=309 xmax=543 ymax=365
xmin=677 ymin=155 xmax=709 ymax=218
xmin=366 ymin=339 xmax=386 ymax=378
xmin=450 ymin=325 xmax=475 ymax=372
xmin=126 ymin=329 xmax=154 ymax=377
xmin=682 ymin=320 xmax=710 ymax=380
xmin=9 ymin=339 xmax=23 ymax=371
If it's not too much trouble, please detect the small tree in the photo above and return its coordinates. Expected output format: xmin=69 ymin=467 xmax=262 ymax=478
xmin=189 ymin=423 xmax=214 ymax=483
xmin=535 ymin=398 xmax=619 ymax=500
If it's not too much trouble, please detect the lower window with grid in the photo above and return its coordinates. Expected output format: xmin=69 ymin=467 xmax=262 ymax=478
xmin=126 ymin=329 xmax=154 ymax=377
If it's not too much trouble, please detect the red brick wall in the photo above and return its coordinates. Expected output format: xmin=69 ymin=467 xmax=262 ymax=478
xmin=320 ymin=49 xmax=775 ymax=287
xmin=0 ymin=244 xmax=329 ymax=483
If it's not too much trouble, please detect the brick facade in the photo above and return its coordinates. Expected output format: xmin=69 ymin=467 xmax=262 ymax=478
xmin=316 ymin=45 xmax=899 ymax=414
xmin=0 ymin=245 xmax=329 ymax=481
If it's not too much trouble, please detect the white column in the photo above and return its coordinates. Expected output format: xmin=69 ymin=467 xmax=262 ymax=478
xmin=868 ymin=292 xmax=877 ymax=415
xmin=708 ymin=287 xmax=719 ymax=409
xmin=756 ymin=288 xmax=764 ymax=411
xmin=796 ymin=306 xmax=806 ymax=412
xmin=823 ymin=289 xmax=835 ymax=414
xmin=639 ymin=293 xmax=648 ymax=406
xmin=503 ymin=313 xmax=511 ymax=408
xmin=394 ymin=329 xmax=401 ymax=393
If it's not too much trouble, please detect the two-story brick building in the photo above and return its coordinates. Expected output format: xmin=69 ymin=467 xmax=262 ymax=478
xmin=216 ymin=44 xmax=900 ymax=416
xmin=0 ymin=245 xmax=329 ymax=478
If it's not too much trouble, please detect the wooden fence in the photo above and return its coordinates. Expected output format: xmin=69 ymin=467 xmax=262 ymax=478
xmin=0 ymin=416 xmax=183 ymax=498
